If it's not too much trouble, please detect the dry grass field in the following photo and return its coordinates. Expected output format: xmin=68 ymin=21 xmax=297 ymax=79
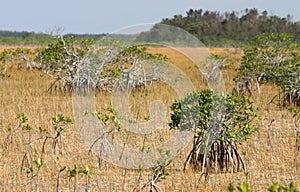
xmin=0 ymin=46 xmax=299 ymax=191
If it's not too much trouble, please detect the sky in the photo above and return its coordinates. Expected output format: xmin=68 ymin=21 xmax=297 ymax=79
xmin=1 ymin=0 xmax=300 ymax=34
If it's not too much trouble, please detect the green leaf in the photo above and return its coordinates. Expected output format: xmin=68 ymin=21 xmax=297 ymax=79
xmin=237 ymin=182 xmax=250 ymax=192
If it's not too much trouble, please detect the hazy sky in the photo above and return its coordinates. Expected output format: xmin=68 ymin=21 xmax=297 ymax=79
xmin=1 ymin=0 xmax=300 ymax=34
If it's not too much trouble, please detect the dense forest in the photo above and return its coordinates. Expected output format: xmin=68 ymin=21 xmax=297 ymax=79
xmin=160 ymin=8 xmax=300 ymax=46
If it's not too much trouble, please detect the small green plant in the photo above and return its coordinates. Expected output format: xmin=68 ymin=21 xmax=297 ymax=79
xmin=88 ymin=106 xmax=123 ymax=167
xmin=21 ymin=124 xmax=35 ymax=174
xmin=4 ymin=112 xmax=29 ymax=150
xmin=227 ymin=183 xmax=235 ymax=192
xmin=67 ymin=165 xmax=80 ymax=191
xmin=237 ymin=182 xmax=251 ymax=192
xmin=227 ymin=182 xmax=250 ymax=192
xmin=268 ymin=182 xmax=299 ymax=192
xmin=54 ymin=156 xmax=66 ymax=192
xmin=55 ymin=164 xmax=95 ymax=192
xmin=41 ymin=114 xmax=73 ymax=154
xmin=82 ymin=165 xmax=95 ymax=191
xmin=141 ymin=160 xmax=171 ymax=192
xmin=226 ymin=181 xmax=299 ymax=192
xmin=56 ymin=165 xmax=66 ymax=192
xmin=26 ymin=158 xmax=45 ymax=192
xmin=3 ymin=113 xmax=41 ymax=178
xmin=51 ymin=114 xmax=72 ymax=154
xmin=95 ymin=105 xmax=122 ymax=132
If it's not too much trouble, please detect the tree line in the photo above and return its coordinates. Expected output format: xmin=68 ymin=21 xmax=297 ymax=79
xmin=0 ymin=30 xmax=106 ymax=45
xmin=160 ymin=8 xmax=300 ymax=46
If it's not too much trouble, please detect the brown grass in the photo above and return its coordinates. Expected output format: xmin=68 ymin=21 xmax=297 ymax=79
xmin=0 ymin=47 xmax=299 ymax=191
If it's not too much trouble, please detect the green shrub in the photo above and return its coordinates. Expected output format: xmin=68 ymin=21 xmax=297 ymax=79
xmin=169 ymin=90 xmax=257 ymax=173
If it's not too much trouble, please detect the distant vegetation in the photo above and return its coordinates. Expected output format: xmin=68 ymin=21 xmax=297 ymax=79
xmin=0 ymin=30 xmax=106 ymax=45
xmin=160 ymin=8 xmax=300 ymax=46
xmin=0 ymin=30 xmax=54 ymax=45
xmin=1 ymin=8 xmax=300 ymax=46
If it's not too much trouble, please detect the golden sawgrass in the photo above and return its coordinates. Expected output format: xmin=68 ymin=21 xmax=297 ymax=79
xmin=0 ymin=47 xmax=299 ymax=191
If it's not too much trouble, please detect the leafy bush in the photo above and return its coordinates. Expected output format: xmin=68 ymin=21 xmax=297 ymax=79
xmin=34 ymin=36 xmax=168 ymax=92
xmin=169 ymin=90 xmax=257 ymax=173
xmin=235 ymin=33 xmax=300 ymax=107
xmin=95 ymin=44 xmax=167 ymax=92
xmin=235 ymin=32 xmax=300 ymax=169
xmin=0 ymin=47 xmax=38 ymax=77
xmin=35 ymin=36 xmax=94 ymax=92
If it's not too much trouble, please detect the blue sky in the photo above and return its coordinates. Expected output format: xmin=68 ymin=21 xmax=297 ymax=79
xmin=1 ymin=0 xmax=300 ymax=34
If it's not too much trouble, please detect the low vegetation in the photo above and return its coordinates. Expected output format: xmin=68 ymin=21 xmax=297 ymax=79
xmin=169 ymin=90 xmax=257 ymax=174
xmin=0 ymin=29 xmax=299 ymax=191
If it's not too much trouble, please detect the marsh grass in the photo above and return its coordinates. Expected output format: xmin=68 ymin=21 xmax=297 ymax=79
xmin=0 ymin=47 xmax=299 ymax=191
